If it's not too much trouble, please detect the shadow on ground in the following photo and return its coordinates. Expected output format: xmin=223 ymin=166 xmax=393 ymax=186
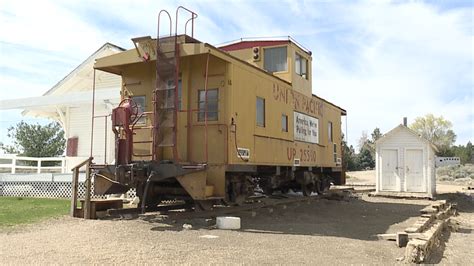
xmin=143 ymin=195 xmax=433 ymax=241
xmin=436 ymin=192 xmax=474 ymax=213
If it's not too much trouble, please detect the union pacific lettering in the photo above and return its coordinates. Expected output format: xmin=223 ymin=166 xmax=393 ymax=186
xmin=286 ymin=146 xmax=317 ymax=163
xmin=272 ymin=83 xmax=323 ymax=117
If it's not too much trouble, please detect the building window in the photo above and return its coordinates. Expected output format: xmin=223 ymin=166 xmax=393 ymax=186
xmin=132 ymin=95 xmax=146 ymax=124
xmin=281 ymin=114 xmax=288 ymax=132
xmin=165 ymin=79 xmax=182 ymax=110
xmin=264 ymin=47 xmax=287 ymax=73
xmin=295 ymin=53 xmax=308 ymax=79
xmin=333 ymin=143 xmax=337 ymax=163
xmin=328 ymin=121 xmax=333 ymax=142
xmin=256 ymin=97 xmax=265 ymax=127
xmin=198 ymin=89 xmax=218 ymax=121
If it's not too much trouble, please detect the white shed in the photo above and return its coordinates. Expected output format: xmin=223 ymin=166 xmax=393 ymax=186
xmin=375 ymin=124 xmax=437 ymax=198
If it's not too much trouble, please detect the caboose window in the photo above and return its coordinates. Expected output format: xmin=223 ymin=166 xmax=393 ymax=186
xmin=328 ymin=121 xmax=333 ymax=142
xmin=198 ymin=89 xmax=218 ymax=121
xmin=166 ymin=79 xmax=182 ymax=110
xmin=281 ymin=114 xmax=288 ymax=132
xmin=264 ymin=47 xmax=287 ymax=73
xmin=295 ymin=52 xmax=308 ymax=79
xmin=256 ymin=97 xmax=265 ymax=127
xmin=132 ymin=95 xmax=146 ymax=124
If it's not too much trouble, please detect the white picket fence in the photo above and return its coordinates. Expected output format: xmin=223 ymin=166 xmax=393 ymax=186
xmin=0 ymin=172 xmax=136 ymax=199
xmin=0 ymin=154 xmax=67 ymax=174
xmin=0 ymin=154 xmax=136 ymax=199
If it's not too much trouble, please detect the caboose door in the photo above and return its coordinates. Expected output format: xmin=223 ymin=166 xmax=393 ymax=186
xmin=188 ymin=74 xmax=226 ymax=164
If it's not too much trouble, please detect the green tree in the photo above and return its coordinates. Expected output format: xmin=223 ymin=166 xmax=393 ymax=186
xmin=355 ymin=128 xmax=382 ymax=170
xmin=467 ymin=141 xmax=474 ymax=164
xmin=1 ymin=121 xmax=65 ymax=157
xmin=342 ymin=134 xmax=358 ymax=171
xmin=371 ymin=128 xmax=382 ymax=142
xmin=367 ymin=127 xmax=382 ymax=159
xmin=409 ymin=114 xmax=456 ymax=155
xmin=356 ymin=144 xmax=375 ymax=170
xmin=450 ymin=141 xmax=474 ymax=164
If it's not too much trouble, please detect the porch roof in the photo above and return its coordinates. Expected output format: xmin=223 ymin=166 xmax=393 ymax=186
xmin=0 ymin=88 xmax=120 ymax=111
xmin=0 ymin=88 xmax=120 ymax=121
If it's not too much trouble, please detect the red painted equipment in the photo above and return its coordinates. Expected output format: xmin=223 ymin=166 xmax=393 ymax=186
xmin=112 ymin=98 xmax=138 ymax=165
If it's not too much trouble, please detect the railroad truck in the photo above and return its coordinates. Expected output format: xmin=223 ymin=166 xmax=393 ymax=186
xmin=91 ymin=8 xmax=346 ymax=211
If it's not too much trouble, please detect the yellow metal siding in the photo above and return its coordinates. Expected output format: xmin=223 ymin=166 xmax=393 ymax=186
xmin=227 ymin=60 xmax=342 ymax=167
xmin=112 ymin=48 xmax=342 ymax=167
xmin=95 ymin=38 xmax=344 ymax=197
xmin=226 ymin=43 xmax=312 ymax=97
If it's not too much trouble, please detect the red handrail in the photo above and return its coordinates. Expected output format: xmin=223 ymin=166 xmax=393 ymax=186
xmin=175 ymin=6 xmax=197 ymax=38
xmin=157 ymin=10 xmax=172 ymax=39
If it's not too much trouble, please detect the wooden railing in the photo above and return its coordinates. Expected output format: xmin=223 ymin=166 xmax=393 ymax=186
xmin=0 ymin=154 xmax=66 ymax=174
xmin=70 ymin=157 xmax=93 ymax=218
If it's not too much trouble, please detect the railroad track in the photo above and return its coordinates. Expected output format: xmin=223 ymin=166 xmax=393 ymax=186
xmin=107 ymin=189 xmax=350 ymax=220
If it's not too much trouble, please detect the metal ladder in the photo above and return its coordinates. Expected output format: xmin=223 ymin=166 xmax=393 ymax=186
xmin=152 ymin=7 xmax=197 ymax=162
xmin=126 ymin=8 xmax=198 ymax=162
xmin=153 ymin=36 xmax=178 ymax=160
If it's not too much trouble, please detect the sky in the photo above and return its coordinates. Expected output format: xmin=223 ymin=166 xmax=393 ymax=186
xmin=0 ymin=0 xmax=472 ymax=150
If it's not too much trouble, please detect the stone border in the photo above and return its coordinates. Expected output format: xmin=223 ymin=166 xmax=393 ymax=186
xmin=404 ymin=200 xmax=457 ymax=263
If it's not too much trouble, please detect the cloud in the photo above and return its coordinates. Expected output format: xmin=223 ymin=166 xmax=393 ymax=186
xmin=0 ymin=0 xmax=472 ymax=147
xmin=311 ymin=1 xmax=473 ymax=146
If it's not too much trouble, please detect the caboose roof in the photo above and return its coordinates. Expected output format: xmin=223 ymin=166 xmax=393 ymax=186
xmin=95 ymin=35 xmax=344 ymax=115
xmin=218 ymin=37 xmax=312 ymax=56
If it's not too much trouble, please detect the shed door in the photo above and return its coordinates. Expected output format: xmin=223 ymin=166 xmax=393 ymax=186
xmin=381 ymin=149 xmax=398 ymax=191
xmin=405 ymin=149 xmax=425 ymax=192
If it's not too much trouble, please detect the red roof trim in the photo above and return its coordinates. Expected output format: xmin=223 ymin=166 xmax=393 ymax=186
xmin=219 ymin=40 xmax=289 ymax=52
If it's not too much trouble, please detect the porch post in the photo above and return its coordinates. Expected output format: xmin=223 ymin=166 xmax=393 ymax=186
xmin=11 ymin=157 xmax=16 ymax=174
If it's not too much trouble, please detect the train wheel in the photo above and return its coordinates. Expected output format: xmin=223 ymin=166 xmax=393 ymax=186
xmin=280 ymin=187 xmax=290 ymax=194
xmin=227 ymin=175 xmax=253 ymax=205
xmin=320 ymin=177 xmax=331 ymax=192
xmin=194 ymin=200 xmax=214 ymax=212
xmin=302 ymin=184 xmax=312 ymax=197
xmin=263 ymin=186 xmax=273 ymax=196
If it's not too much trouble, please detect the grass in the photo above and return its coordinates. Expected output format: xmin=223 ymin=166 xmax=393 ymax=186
xmin=0 ymin=197 xmax=70 ymax=227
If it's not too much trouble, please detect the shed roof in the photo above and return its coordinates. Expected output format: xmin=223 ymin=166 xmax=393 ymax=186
xmin=376 ymin=124 xmax=438 ymax=152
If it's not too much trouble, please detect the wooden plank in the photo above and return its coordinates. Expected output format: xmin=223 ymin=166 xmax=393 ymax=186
xmin=70 ymin=156 xmax=92 ymax=171
xmin=377 ymin=233 xmax=424 ymax=240
xmin=70 ymin=168 xmax=79 ymax=217
xmin=84 ymin=162 xmax=92 ymax=219
xmin=166 ymin=194 xmax=326 ymax=220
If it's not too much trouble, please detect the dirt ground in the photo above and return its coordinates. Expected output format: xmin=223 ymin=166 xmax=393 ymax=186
xmin=1 ymin=190 xmax=472 ymax=264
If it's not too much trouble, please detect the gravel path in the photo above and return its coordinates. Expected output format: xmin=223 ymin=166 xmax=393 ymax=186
xmin=1 ymin=195 xmax=437 ymax=264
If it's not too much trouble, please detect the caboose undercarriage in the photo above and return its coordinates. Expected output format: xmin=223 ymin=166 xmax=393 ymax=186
xmin=93 ymin=160 xmax=342 ymax=212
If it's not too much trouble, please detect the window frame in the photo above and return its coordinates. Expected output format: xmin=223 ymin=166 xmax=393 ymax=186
xmin=328 ymin=121 xmax=333 ymax=143
xmin=263 ymin=46 xmax=288 ymax=73
xmin=197 ymin=88 xmax=219 ymax=122
xmin=131 ymin=95 xmax=146 ymax=125
xmin=256 ymin=97 xmax=266 ymax=127
xmin=281 ymin=114 xmax=288 ymax=132
xmin=166 ymin=79 xmax=182 ymax=111
xmin=295 ymin=52 xmax=308 ymax=79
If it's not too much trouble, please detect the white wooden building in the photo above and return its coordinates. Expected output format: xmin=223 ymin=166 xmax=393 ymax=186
xmin=375 ymin=124 xmax=437 ymax=198
xmin=0 ymin=43 xmax=125 ymax=171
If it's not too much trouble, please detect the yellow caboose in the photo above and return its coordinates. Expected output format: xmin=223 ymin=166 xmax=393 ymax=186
xmin=92 ymin=10 xmax=346 ymax=211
